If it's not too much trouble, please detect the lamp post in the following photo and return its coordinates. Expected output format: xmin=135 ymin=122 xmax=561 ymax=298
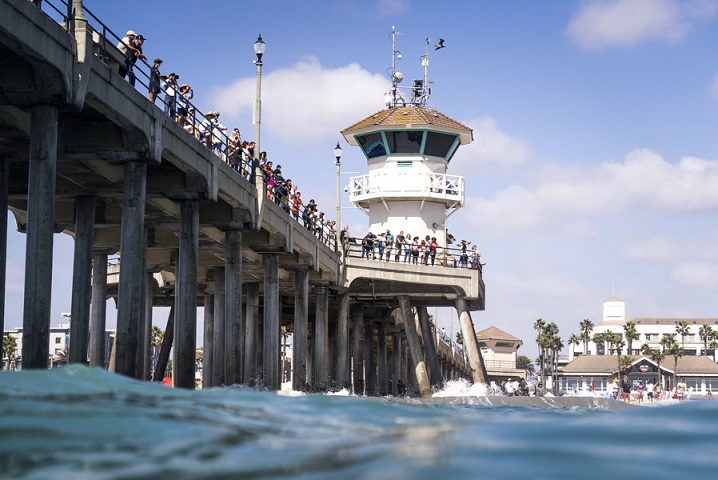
xmin=252 ymin=34 xmax=265 ymax=186
xmin=334 ymin=142 xmax=342 ymax=230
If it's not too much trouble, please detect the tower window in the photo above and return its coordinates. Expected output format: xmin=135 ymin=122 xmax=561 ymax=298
xmin=424 ymin=131 xmax=457 ymax=158
xmin=386 ymin=130 xmax=423 ymax=154
xmin=357 ymin=132 xmax=387 ymax=159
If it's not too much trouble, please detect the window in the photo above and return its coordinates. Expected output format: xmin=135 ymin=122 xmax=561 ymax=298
xmin=645 ymin=333 xmax=659 ymax=341
xmin=386 ymin=130 xmax=423 ymax=154
xmin=55 ymin=337 xmax=61 ymax=344
xmin=423 ymin=131 xmax=457 ymax=158
xmin=357 ymin=132 xmax=387 ymax=159
xmin=685 ymin=349 xmax=697 ymax=356
xmin=495 ymin=342 xmax=514 ymax=348
xmin=397 ymin=161 xmax=413 ymax=168
xmin=477 ymin=341 xmax=488 ymax=348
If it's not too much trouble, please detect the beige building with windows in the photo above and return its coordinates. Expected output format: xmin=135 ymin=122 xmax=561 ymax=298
xmin=475 ymin=326 xmax=526 ymax=381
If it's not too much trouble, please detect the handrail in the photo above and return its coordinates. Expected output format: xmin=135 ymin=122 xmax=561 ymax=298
xmin=341 ymin=241 xmax=483 ymax=271
xmin=349 ymin=172 xmax=464 ymax=202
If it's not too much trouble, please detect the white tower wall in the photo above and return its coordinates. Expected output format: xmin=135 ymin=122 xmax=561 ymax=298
xmin=368 ymin=200 xmax=447 ymax=246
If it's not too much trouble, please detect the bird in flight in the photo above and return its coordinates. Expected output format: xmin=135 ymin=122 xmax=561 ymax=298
xmin=435 ymin=38 xmax=445 ymax=50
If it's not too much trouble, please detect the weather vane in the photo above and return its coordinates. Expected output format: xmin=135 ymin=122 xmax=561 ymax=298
xmin=386 ymin=26 xmax=444 ymax=109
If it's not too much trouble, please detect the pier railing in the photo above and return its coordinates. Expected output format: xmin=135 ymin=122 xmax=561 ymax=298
xmin=348 ymin=172 xmax=464 ymax=207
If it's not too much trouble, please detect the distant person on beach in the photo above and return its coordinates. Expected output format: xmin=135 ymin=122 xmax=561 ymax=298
xmin=677 ymin=379 xmax=686 ymax=400
xmin=535 ymin=382 xmax=544 ymax=397
xmin=654 ymin=382 xmax=662 ymax=401
xmin=611 ymin=378 xmax=619 ymax=399
xmin=706 ymin=390 xmax=714 ymax=399
xmin=636 ymin=380 xmax=644 ymax=404
xmin=621 ymin=381 xmax=631 ymax=403
xmin=646 ymin=379 xmax=655 ymax=402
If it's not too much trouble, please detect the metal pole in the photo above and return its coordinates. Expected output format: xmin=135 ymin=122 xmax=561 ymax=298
xmin=253 ymin=59 xmax=262 ymax=185
xmin=335 ymin=160 xmax=341 ymax=229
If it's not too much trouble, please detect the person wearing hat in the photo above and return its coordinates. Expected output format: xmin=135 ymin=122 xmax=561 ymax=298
xmin=177 ymin=83 xmax=193 ymax=123
xmin=126 ymin=34 xmax=148 ymax=87
xmin=149 ymin=58 xmax=163 ymax=103
xmin=116 ymin=30 xmax=142 ymax=81
xmin=385 ymin=229 xmax=394 ymax=262
xmin=161 ymin=72 xmax=179 ymax=118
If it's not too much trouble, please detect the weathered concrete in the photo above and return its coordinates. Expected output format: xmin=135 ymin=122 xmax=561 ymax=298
xmin=243 ymin=282 xmax=260 ymax=384
xmin=263 ymin=254 xmax=279 ymax=390
xmin=22 ymin=105 xmax=58 ymax=369
xmin=174 ymin=199 xmax=198 ymax=389
xmin=224 ymin=229 xmax=242 ymax=385
xmin=292 ymin=270 xmax=309 ymax=391
xmin=398 ymin=295 xmax=431 ymax=398
xmin=352 ymin=311 xmax=364 ymax=394
xmin=0 ymin=156 xmax=7 ymax=369
xmin=140 ymin=271 xmax=154 ymax=380
xmin=336 ymin=294 xmax=350 ymax=389
xmin=212 ymin=267 xmax=226 ymax=385
xmin=364 ymin=320 xmax=376 ymax=396
xmin=115 ymin=161 xmax=147 ymax=377
xmin=89 ymin=252 xmax=108 ymax=368
xmin=456 ymin=298 xmax=488 ymax=384
xmin=313 ymin=286 xmax=328 ymax=391
xmin=417 ymin=306 xmax=444 ymax=389
xmin=203 ymin=293 xmax=214 ymax=388
xmin=377 ymin=323 xmax=388 ymax=396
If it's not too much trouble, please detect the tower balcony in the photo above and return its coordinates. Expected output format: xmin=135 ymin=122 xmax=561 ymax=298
xmin=348 ymin=172 xmax=464 ymax=209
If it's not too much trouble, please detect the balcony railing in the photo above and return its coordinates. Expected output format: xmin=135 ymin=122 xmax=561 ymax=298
xmin=348 ymin=172 xmax=464 ymax=207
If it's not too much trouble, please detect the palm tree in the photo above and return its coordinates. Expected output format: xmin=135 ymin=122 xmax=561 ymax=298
xmin=579 ymin=318 xmax=594 ymax=355
xmin=455 ymin=331 xmax=463 ymax=345
xmin=568 ymin=333 xmax=580 ymax=358
xmin=3 ymin=334 xmax=18 ymax=370
xmin=675 ymin=320 xmax=690 ymax=350
xmin=623 ymin=321 xmax=639 ymax=355
xmin=54 ymin=347 xmax=70 ymax=365
xmin=534 ymin=318 xmax=547 ymax=387
xmin=620 ymin=354 xmax=634 ymax=382
xmin=660 ymin=333 xmax=675 ymax=354
xmin=666 ymin=339 xmax=684 ymax=392
xmin=592 ymin=331 xmax=607 ymax=356
xmin=699 ymin=324 xmax=714 ymax=357
xmin=516 ymin=354 xmax=535 ymax=377
xmin=709 ymin=339 xmax=718 ymax=362
xmin=549 ymin=332 xmax=564 ymax=395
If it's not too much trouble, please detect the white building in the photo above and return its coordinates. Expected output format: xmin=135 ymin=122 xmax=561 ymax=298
xmin=475 ymin=326 xmax=526 ymax=380
xmin=570 ymin=297 xmax=718 ymax=357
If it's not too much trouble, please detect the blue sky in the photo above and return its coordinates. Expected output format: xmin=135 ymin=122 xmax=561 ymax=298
xmin=6 ymin=0 xmax=718 ymax=360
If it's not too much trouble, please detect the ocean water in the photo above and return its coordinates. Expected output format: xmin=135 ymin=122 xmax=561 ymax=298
xmin=1 ymin=366 xmax=717 ymax=479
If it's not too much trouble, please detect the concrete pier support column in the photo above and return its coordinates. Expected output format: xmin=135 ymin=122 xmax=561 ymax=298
xmin=203 ymin=294 xmax=214 ymax=388
xmin=173 ymin=199 xmax=198 ymax=389
xmin=115 ymin=160 xmax=147 ymax=377
xmin=224 ymin=229 xmax=242 ymax=385
xmin=243 ymin=282 xmax=260 ymax=384
xmin=455 ymin=298 xmax=488 ymax=384
xmin=153 ymin=306 xmax=174 ymax=382
xmin=313 ymin=286 xmax=329 ymax=391
xmin=364 ymin=320 xmax=376 ymax=396
xmin=336 ymin=294 xmax=350 ymax=390
xmin=263 ymin=254 xmax=280 ymax=390
xmin=68 ymin=196 xmax=95 ymax=364
xmin=89 ymin=252 xmax=108 ymax=368
xmin=352 ymin=311 xmax=364 ymax=394
xmin=292 ymin=269 xmax=309 ymax=391
xmin=139 ymin=272 xmax=154 ymax=380
xmin=22 ymin=105 xmax=58 ymax=369
xmin=417 ymin=306 xmax=444 ymax=389
xmin=377 ymin=323 xmax=388 ymax=396
xmin=0 ymin=156 xmax=7 ymax=366
xmin=398 ymin=295 xmax=431 ymax=398
xmin=392 ymin=333 xmax=401 ymax=394
xmin=212 ymin=267 xmax=226 ymax=385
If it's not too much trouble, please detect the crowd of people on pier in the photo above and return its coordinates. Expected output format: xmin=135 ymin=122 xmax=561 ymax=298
xmin=340 ymin=227 xmax=483 ymax=270
xmin=104 ymin=27 xmax=340 ymax=248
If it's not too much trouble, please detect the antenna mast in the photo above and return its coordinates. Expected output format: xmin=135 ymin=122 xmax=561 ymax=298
xmin=386 ymin=26 xmax=433 ymax=109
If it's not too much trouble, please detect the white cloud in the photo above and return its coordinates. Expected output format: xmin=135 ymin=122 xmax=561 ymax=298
xmin=567 ymin=0 xmax=718 ymax=50
xmin=211 ymin=57 xmax=389 ymax=145
xmin=377 ymin=0 xmax=411 ymax=16
xmin=671 ymin=261 xmax=718 ymax=289
xmin=452 ymin=116 xmax=530 ymax=169
xmin=468 ymin=149 xmax=718 ymax=238
xmin=623 ymin=237 xmax=681 ymax=261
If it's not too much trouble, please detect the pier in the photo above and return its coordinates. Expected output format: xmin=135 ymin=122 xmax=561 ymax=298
xmin=0 ymin=0 xmax=486 ymax=396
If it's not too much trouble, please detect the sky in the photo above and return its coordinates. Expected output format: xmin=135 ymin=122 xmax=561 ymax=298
xmin=6 ymin=0 xmax=718 ymax=361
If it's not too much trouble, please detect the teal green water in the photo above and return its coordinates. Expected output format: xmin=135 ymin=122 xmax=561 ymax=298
xmin=1 ymin=366 xmax=717 ymax=479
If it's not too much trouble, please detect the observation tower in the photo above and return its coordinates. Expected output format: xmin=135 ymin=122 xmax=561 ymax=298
xmin=341 ymin=27 xmax=472 ymax=247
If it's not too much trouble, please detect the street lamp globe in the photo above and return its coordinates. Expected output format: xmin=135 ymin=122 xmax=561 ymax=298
xmin=254 ymin=34 xmax=265 ymax=62
xmin=334 ymin=142 xmax=342 ymax=164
